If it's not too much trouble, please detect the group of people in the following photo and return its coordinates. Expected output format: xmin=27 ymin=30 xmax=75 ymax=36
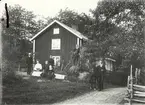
xmin=26 ymin=53 xmax=55 ymax=79
xmin=26 ymin=53 xmax=106 ymax=90
xmin=40 ymin=59 xmax=55 ymax=79
xmin=89 ymin=59 xmax=106 ymax=91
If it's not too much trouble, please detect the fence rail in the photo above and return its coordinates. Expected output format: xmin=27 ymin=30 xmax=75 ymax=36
xmin=125 ymin=66 xmax=145 ymax=105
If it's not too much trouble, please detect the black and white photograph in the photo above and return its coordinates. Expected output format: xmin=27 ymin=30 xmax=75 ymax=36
xmin=0 ymin=0 xmax=145 ymax=105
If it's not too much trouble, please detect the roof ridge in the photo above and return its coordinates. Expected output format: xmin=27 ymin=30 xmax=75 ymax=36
xmin=30 ymin=20 xmax=88 ymax=41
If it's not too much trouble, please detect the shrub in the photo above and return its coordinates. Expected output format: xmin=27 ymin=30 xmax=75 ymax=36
xmin=2 ymin=59 xmax=23 ymax=86
xmin=78 ymin=72 xmax=90 ymax=82
xmin=67 ymin=66 xmax=79 ymax=74
xmin=2 ymin=59 xmax=16 ymax=77
xmin=66 ymin=65 xmax=79 ymax=82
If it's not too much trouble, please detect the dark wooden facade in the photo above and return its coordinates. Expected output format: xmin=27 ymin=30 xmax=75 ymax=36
xmin=31 ymin=20 xmax=87 ymax=66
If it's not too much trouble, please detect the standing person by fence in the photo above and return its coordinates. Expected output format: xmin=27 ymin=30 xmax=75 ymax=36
xmin=89 ymin=59 xmax=106 ymax=91
xmin=99 ymin=59 xmax=106 ymax=90
xmin=89 ymin=60 xmax=101 ymax=90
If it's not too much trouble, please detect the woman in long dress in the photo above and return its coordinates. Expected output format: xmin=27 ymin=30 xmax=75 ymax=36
xmin=32 ymin=60 xmax=42 ymax=77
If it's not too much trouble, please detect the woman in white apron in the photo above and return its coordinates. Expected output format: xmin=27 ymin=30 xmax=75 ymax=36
xmin=32 ymin=60 xmax=42 ymax=77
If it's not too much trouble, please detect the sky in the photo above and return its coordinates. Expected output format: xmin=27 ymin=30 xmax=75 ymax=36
xmin=0 ymin=0 xmax=100 ymax=19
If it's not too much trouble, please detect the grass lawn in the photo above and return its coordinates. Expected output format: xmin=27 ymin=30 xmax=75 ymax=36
xmin=3 ymin=77 xmax=92 ymax=104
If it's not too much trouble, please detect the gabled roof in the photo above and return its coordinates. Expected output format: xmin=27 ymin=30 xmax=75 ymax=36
xmin=30 ymin=20 xmax=88 ymax=41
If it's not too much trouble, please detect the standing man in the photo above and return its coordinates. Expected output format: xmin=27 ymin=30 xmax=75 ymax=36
xmin=26 ymin=53 xmax=33 ymax=75
xmin=99 ymin=59 xmax=106 ymax=91
xmin=89 ymin=60 xmax=101 ymax=90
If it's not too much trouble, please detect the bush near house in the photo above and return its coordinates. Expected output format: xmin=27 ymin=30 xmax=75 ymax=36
xmin=66 ymin=66 xmax=79 ymax=82
xmin=65 ymin=52 xmax=92 ymax=82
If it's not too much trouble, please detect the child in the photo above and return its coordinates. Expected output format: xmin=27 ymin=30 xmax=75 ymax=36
xmin=48 ymin=64 xmax=55 ymax=80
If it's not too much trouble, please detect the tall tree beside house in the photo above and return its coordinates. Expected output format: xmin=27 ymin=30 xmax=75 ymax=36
xmin=2 ymin=5 xmax=46 ymax=62
xmin=2 ymin=5 xmax=46 ymax=79
xmin=85 ymin=0 xmax=145 ymax=70
xmin=36 ymin=17 xmax=48 ymax=32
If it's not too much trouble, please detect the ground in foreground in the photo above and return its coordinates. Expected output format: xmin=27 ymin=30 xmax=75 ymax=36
xmin=3 ymin=75 xmax=126 ymax=105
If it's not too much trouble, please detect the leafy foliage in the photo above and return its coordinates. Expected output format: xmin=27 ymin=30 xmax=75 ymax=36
xmin=2 ymin=5 xmax=46 ymax=63
xmin=2 ymin=5 xmax=46 ymax=80
xmin=85 ymin=0 xmax=145 ymax=69
xmin=46 ymin=8 xmax=93 ymax=37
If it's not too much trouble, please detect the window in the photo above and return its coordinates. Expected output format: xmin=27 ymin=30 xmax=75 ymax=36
xmin=51 ymin=39 xmax=61 ymax=50
xmin=53 ymin=28 xmax=59 ymax=34
xmin=105 ymin=60 xmax=113 ymax=71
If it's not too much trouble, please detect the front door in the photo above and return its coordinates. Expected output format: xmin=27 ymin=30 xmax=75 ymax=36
xmin=52 ymin=56 xmax=61 ymax=66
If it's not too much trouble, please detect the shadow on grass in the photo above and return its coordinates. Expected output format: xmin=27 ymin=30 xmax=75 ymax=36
xmin=2 ymin=76 xmax=123 ymax=105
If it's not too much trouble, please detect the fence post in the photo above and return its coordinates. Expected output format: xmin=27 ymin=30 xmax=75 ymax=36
xmin=135 ymin=68 xmax=138 ymax=84
xmin=129 ymin=65 xmax=133 ymax=105
xmin=138 ymin=69 xmax=141 ymax=84
xmin=127 ymin=76 xmax=130 ymax=89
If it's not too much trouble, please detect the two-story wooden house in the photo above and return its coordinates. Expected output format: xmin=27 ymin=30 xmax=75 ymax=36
xmin=30 ymin=20 xmax=88 ymax=66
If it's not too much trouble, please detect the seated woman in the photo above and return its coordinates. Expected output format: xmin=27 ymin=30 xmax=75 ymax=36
xmin=48 ymin=64 xmax=55 ymax=80
xmin=41 ymin=60 xmax=49 ymax=78
xmin=32 ymin=60 xmax=43 ymax=77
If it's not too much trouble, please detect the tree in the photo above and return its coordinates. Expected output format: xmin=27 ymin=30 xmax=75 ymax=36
xmin=46 ymin=8 xmax=93 ymax=38
xmin=2 ymin=5 xmax=44 ymax=63
xmin=85 ymin=0 xmax=145 ymax=69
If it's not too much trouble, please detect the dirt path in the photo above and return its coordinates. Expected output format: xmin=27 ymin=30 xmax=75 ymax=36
xmin=53 ymin=87 xmax=126 ymax=105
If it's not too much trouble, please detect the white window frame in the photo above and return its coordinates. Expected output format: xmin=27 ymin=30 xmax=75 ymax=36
xmin=53 ymin=28 xmax=59 ymax=34
xmin=51 ymin=39 xmax=61 ymax=50
xmin=52 ymin=56 xmax=61 ymax=66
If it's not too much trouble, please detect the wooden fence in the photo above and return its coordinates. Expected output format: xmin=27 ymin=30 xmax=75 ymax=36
xmin=125 ymin=65 xmax=145 ymax=105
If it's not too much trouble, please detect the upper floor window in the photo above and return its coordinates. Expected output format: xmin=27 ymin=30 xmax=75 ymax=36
xmin=51 ymin=39 xmax=61 ymax=50
xmin=53 ymin=28 xmax=59 ymax=34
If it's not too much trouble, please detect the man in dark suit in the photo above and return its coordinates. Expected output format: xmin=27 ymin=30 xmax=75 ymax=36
xmin=90 ymin=60 xmax=101 ymax=90
xmin=90 ymin=59 xmax=106 ymax=91
xmin=98 ymin=59 xmax=106 ymax=91
xmin=26 ymin=53 xmax=33 ymax=75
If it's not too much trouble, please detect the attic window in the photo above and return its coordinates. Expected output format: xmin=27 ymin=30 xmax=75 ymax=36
xmin=53 ymin=28 xmax=59 ymax=34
